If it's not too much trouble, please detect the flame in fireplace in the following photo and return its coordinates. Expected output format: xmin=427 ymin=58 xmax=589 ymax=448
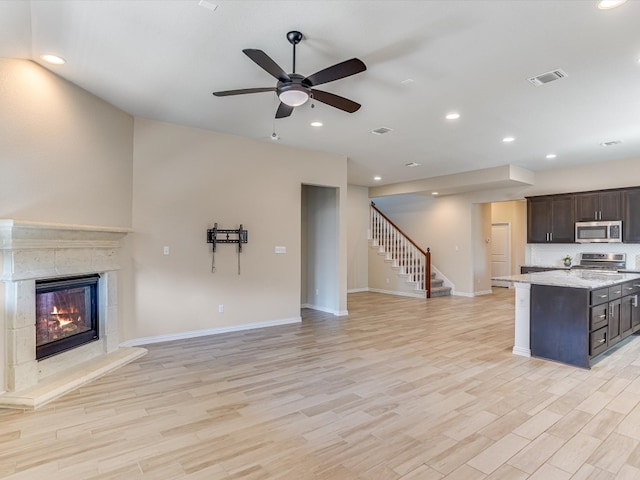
xmin=50 ymin=305 xmax=80 ymax=326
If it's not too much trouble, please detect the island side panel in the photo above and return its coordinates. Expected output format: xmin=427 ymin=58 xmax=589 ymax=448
xmin=530 ymin=284 xmax=590 ymax=369
xmin=513 ymin=282 xmax=531 ymax=357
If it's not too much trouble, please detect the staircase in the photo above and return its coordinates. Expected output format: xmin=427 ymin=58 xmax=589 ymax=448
xmin=370 ymin=202 xmax=451 ymax=298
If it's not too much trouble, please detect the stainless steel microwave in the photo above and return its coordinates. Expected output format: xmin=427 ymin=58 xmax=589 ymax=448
xmin=575 ymin=220 xmax=622 ymax=243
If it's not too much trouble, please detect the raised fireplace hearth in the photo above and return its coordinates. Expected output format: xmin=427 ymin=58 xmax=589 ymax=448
xmin=1 ymin=219 xmax=146 ymax=409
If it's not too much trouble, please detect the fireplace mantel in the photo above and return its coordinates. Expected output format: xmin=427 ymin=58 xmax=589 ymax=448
xmin=0 ymin=219 xmax=145 ymax=409
xmin=0 ymin=219 xmax=132 ymax=281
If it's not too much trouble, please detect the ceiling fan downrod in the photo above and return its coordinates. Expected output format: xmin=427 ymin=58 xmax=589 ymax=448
xmin=286 ymin=30 xmax=303 ymax=74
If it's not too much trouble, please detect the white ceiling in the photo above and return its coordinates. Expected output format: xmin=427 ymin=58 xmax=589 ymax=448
xmin=2 ymin=0 xmax=639 ymax=188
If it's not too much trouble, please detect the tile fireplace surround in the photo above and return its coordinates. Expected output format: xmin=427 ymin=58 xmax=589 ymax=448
xmin=0 ymin=219 xmax=146 ymax=409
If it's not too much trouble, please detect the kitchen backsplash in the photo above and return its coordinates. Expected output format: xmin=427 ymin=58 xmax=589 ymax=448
xmin=527 ymin=243 xmax=640 ymax=270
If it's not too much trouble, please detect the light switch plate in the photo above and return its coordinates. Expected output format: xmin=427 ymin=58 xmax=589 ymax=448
xmin=275 ymin=246 xmax=286 ymax=254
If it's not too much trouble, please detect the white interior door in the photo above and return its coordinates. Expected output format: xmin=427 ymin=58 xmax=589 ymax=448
xmin=491 ymin=223 xmax=511 ymax=288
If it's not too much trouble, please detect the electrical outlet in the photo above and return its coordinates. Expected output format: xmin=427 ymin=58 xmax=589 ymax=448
xmin=163 ymin=246 xmax=170 ymax=255
xmin=218 ymin=304 xmax=224 ymax=313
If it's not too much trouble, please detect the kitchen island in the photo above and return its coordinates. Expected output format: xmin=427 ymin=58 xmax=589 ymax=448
xmin=495 ymin=269 xmax=640 ymax=368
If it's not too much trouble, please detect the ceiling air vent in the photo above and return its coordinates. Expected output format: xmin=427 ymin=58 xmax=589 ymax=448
xmin=600 ymin=140 xmax=623 ymax=147
xmin=370 ymin=127 xmax=393 ymax=135
xmin=527 ymin=69 xmax=567 ymax=86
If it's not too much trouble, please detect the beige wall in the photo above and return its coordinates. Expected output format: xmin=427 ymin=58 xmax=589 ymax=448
xmin=491 ymin=200 xmax=527 ymax=275
xmin=365 ymin=158 xmax=640 ymax=297
xmin=370 ymin=194 xmax=475 ymax=295
xmin=0 ymin=59 xmax=133 ymax=227
xmin=125 ymin=118 xmax=347 ymax=341
xmin=1 ymin=58 xmax=133 ymax=392
xmin=472 ymin=203 xmax=492 ymax=295
xmin=347 ymin=185 xmax=369 ymax=291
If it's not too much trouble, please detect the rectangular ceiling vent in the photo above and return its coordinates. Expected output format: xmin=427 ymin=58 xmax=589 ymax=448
xmin=370 ymin=127 xmax=393 ymax=135
xmin=527 ymin=69 xmax=567 ymax=86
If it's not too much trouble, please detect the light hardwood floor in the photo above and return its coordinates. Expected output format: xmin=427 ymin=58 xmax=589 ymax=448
xmin=2 ymin=289 xmax=640 ymax=479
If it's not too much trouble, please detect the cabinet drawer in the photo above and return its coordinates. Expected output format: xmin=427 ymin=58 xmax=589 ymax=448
xmin=609 ymin=285 xmax=623 ymax=299
xmin=591 ymin=287 xmax=610 ymax=306
xmin=622 ymin=281 xmax=640 ymax=296
xmin=591 ymin=304 xmax=608 ymax=331
xmin=590 ymin=327 xmax=608 ymax=357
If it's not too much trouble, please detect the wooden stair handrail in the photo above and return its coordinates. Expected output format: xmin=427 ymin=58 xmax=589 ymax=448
xmin=371 ymin=202 xmax=428 ymax=256
xmin=371 ymin=202 xmax=431 ymax=298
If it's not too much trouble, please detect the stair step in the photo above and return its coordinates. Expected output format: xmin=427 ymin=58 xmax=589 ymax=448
xmin=430 ymin=286 xmax=452 ymax=297
xmin=430 ymin=279 xmax=444 ymax=288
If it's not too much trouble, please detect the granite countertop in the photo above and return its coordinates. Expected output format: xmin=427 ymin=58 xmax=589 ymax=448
xmin=493 ymin=269 xmax=640 ymax=289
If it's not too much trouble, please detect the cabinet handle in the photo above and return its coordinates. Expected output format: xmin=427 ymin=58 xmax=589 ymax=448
xmin=597 ymin=314 xmax=606 ymax=319
xmin=634 ymin=295 xmax=638 ymax=308
xmin=550 ymin=232 xmax=553 ymax=241
xmin=625 ymin=287 xmax=634 ymax=291
xmin=598 ymin=338 xmax=606 ymax=344
xmin=598 ymin=294 xmax=608 ymax=298
xmin=595 ymin=211 xmax=598 ymax=220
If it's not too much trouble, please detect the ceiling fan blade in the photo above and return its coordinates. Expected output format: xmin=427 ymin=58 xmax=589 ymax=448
xmin=311 ymin=89 xmax=361 ymax=113
xmin=213 ymin=87 xmax=275 ymax=97
xmin=275 ymin=102 xmax=294 ymax=119
xmin=243 ymin=49 xmax=291 ymax=82
xmin=303 ymin=58 xmax=366 ymax=87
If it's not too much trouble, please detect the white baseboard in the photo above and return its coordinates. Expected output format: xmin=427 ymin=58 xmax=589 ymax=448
xmin=301 ymin=303 xmax=347 ymax=316
xmin=512 ymin=346 xmax=531 ymax=357
xmin=452 ymin=291 xmax=474 ymax=297
xmin=368 ymin=288 xmax=425 ymax=299
xmin=474 ymin=290 xmax=493 ymax=296
xmin=119 ymin=316 xmax=301 ymax=347
xmin=347 ymin=288 xmax=368 ymax=293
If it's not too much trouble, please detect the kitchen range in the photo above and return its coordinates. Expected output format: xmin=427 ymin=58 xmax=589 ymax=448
xmin=495 ymin=252 xmax=640 ymax=369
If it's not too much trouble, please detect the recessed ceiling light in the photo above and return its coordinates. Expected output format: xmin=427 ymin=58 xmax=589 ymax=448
xmin=445 ymin=112 xmax=460 ymax=120
xmin=502 ymin=136 xmax=515 ymax=143
xmin=432 ymin=192 xmax=439 ymax=196
xmin=405 ymin=162 xmax=421 ymax=167
xmin=546 ymin=154 xmax=557 ymax=159
xmin=310 ymin=121 xmax=323 ymax=127
xmin=598 ymin=0 xmax=627 ymax=9
xmin=40 ymin=54 xmax=66 ymax=65
xmin=374 ymin=176 xmax=382 ymax=181
xmin=600 ymin=140 xmax=622 ymax=146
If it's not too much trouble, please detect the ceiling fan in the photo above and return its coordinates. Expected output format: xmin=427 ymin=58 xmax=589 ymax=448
xmin=213 ymin=31 xmax=366 ymax=119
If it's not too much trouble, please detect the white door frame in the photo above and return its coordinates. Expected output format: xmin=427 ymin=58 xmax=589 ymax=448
xmin=491 ymin=222 xmax=512 ymax=288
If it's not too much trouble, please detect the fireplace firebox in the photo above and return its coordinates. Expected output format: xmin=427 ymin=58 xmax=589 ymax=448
xmin=35 ymin=275 xmax=100 ymax=360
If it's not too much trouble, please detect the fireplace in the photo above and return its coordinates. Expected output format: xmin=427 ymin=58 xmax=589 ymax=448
xmin=36 ymin=275 xmax=100 ymax=360
xmin=1 ymin=219 xmax=146 ymax=408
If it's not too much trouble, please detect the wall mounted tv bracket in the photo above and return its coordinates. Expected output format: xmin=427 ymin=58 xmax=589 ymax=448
xmin=206 ymin=223 xmax=248 ymax=274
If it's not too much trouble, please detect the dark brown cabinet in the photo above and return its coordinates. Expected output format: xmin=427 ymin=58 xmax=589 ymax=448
xmin=531 ymin=278 xmax=640 ymax=368
xmin=623 ymin=187 xmax=640 ymax=243
xmin=608 ymin=298 xmax=622 ymax=346
xmin=527 ymin=195 xmax=574 ymax=243
xmin=575 ymin=191 xmax=621 ymax=221
xmin=528 ymin=185 xmax=640 ymax=244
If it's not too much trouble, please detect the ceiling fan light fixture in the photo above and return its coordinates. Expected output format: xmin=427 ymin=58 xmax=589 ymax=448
xmin=279 ymin=87 xmax=309 ymax=107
